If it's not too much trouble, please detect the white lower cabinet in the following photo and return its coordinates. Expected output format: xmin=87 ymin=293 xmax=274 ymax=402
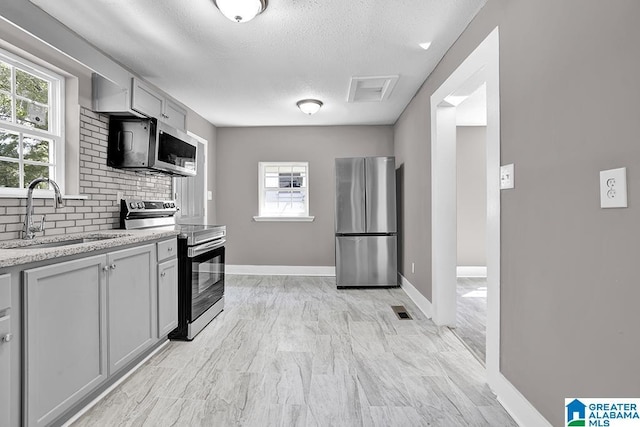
xmin=23 ymin=244 xmax=157 ymax=427
xmin=107 ymin=245 xmax=156 ymax=375
xmin=0 ymin=274 xmax=12 ymax=427
xmin=158 ymin=258 xmax=178 ymax=337
xmin=23 ymin=256 xmax=108 ymax=427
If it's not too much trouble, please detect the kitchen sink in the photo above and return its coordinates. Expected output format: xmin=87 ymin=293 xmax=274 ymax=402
xmin=2 ymin=235 xmax=124 ymax=249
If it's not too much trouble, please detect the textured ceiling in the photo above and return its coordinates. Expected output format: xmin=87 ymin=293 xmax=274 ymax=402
xmin=29 ymin=0 xmax=486 ymax=127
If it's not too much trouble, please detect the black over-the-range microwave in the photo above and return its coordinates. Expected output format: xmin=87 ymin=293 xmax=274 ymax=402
xmin=107 ymin=116 xmax=197 ymax=177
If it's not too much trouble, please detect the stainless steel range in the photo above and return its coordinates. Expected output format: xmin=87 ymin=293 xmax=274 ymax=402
xmin=120 ymin=199 xmax=226 ymax=340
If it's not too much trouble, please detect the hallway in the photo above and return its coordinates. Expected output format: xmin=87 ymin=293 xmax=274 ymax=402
xmin=455 ymin=277 xmax=488 ymax=363
xmin=72 ymin=275 xmax=515 ymax=426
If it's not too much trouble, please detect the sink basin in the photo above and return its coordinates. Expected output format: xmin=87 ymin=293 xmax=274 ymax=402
xmin=2 ymin=235 xmax=123 ymax=250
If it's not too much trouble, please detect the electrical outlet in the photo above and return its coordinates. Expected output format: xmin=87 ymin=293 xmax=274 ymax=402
xmin=500 ymin=164 xmax=514 ymax=189
xmin=600 ymin=167 xmax=627 ymax=208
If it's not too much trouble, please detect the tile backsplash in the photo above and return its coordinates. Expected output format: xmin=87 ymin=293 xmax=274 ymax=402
xmin=0 ymin=107 xmax=172 ymax=241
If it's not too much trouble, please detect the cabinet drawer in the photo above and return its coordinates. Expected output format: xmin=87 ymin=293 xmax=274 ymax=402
xmin=157 ymin=238 xmax=177 ymax=262
xmin=0 ymin=274 xmax=10 ymax=312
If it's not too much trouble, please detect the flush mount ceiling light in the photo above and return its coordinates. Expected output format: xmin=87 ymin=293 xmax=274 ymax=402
xmin=419 ymin=41 xmax=432 ymax=50
xmin=214 ymin=0 xmax=268 ymax=23
xmin=296 ymin=99 xmax=323 ymax=115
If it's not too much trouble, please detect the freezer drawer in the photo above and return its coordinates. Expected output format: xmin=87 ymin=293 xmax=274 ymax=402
xmin=336 ymin=235 xmax=397 ymax=287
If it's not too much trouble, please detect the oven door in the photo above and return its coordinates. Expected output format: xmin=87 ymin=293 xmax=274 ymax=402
xmin=188 ymin=241 xmax=225 ymax=322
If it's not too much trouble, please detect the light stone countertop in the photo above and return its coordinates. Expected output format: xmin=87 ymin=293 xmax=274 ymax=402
xmin=0 ymin=229 xmax=179 ymax=268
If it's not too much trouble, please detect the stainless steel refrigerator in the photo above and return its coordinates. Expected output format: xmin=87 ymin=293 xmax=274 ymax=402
xmin=335 ymin=157 xmax=398 ymax=288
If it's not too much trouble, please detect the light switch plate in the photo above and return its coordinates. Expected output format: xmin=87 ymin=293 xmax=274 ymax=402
xmin=207 ymin=191 xmax=213 ymax=201
xmin=500 ymin=164 xmax=514 ymax=189
xmin=600 ymin=167 xmax=627 ymax=208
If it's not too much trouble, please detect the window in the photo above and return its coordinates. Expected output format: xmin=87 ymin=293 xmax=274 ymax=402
xmin=0 ymin=48 xmax=64 ymax=194
xmin=255 ymin=162 xmax=314 ymax=221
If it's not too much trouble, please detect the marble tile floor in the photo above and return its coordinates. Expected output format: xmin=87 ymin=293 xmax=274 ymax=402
xmin=72 ymin=275 xmax=515 ymax=427
xmin=454 ymin=277 xmax=488 ymax=364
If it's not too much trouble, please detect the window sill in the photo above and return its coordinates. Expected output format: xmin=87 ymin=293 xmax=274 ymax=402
xmin=253 ymin=216 xmax=315 ymax=222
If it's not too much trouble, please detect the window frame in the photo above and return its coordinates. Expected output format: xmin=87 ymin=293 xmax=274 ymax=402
xmin=0 ymin=47 xmax=65 ymax=197
xmin=254 ymin=161 xmax=314 ymax=222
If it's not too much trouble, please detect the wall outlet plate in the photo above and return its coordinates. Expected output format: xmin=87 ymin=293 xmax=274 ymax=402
xmin=600 ymin=167 xmax=627 ymax=208
xmin=500 ymin=164 xmax=514 ymax=189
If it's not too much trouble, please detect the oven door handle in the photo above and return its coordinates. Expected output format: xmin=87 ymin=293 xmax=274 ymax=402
xmin=188 ymin=238 xmax=226 ymax=258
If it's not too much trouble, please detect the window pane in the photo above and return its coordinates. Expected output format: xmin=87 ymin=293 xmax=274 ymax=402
xmin=263 ymin=190 xmax=280 ymax=213
xmin=23 ymin=136 xmax=51 ymax=162
xmin=0 ymin=160 xmax=19 ymax=187
xmin=16 ymin=99 xmax=48 ymax=130
xmin=265 ymin=172 xmax=278 ymax=188
xmin=0 ymin=63 xmax=9 ymax=92
xmin=289 ymin=190 xmax=306 ymax=213
xmin=0 ymin=130 xmax=18 ymax=158
xmin=24 ymin=163 xmax=50 ymax=188
xmin=278 ymin=166 xmax=291 ymax=174
xmin=16 ymin=69 xmax=49 ymax=104
xmin=292 ymin=166 xmax=305 ymax=173
xmin=291 ymin=173 xmax=305 ymax=188
xmin=279 ymin=173 xmax=293 ymax=188
xmin=0 ymin=93 xmax=11 ymax=122
xmin=277 ymin=191 xmax=293 ymax=212
xmin=264 ymin=165 xmax=278 ymax=174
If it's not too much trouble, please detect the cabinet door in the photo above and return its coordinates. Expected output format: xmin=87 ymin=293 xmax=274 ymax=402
xmin=107 ymin=244 xmax=156 ymax=375
xmin=23 ymin=256 xmax=107 ymax=427
xmin=158 ymin=258 xmax=178 ymax=337
xmin=164 ymin=99 xmax=187 ymax=130
xmin=131 ymin=77 xmax=163 ymax=119
xmin=0 ymin=274 xmax=10 ymax=427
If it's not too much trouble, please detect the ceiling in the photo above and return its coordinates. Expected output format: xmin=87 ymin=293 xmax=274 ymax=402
xmin=29 ymin=0 xmax=486 ymax=127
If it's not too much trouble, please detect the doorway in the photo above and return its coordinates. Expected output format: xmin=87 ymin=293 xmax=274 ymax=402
xmin=455 ymin=93 xmax=488 ymax=363
xmin=430 ymin=28 xmax=500 ymax=385
xmin=173 ymin=133 xmax=208 ymax=224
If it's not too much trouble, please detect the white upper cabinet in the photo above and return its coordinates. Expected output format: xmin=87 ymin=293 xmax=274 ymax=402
xmin=131 ymin=78 xmax=187 ymax=130
xmin=92 ymin=74 xmax=187 ymax=131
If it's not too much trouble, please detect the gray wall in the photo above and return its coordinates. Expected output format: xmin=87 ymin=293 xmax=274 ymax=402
xmin=456 ymin=126 xmax=486 ymax=266
xmin=216 ymin=126 xmax=394 ymax=266
xmin=394 ymin=0 xmax=640 ymax=424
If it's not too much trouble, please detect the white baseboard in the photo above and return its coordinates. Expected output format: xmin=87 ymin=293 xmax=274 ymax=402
xmin=491 ymin=373 xmax=552 ymax=427
xmin=456 ymin=266 xmax=487 ymax=277
xmin=399 ymin=274 xmax=432 ymax=319
xmin=226 ymin=265 xmax=336 ymax=276
xmin=398 ymin=271 xmax=548 ymax=426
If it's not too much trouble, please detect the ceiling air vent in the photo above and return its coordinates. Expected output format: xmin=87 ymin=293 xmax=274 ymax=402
xmin=348 ymin=75 xmax=399 ymax=103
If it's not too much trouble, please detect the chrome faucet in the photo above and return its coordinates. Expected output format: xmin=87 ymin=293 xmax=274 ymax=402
xmin=22 ymin=177 xmax=64 ymax=240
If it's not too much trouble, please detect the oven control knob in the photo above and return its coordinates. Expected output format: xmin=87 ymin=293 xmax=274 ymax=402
xmin=171 ymin=203 xmax=176 ymax=208
xmin=129 ymin=202 xmax=137 ymax=209
xmin=137 ymin=202 xmax=144 ymax=209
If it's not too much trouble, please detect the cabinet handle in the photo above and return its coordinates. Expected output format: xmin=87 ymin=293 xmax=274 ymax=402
xmin=1 ymin=333 xmax=12 ymax=343
xmin=160 ymin=272 xmax=166 ymax=277
xmin=111 ymin=264 xmax=117 ymax=270
xmin=167 ymin=247 xmax=173 ymax=252
xmin=103 ymin=265 xmax=110 ymax=272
